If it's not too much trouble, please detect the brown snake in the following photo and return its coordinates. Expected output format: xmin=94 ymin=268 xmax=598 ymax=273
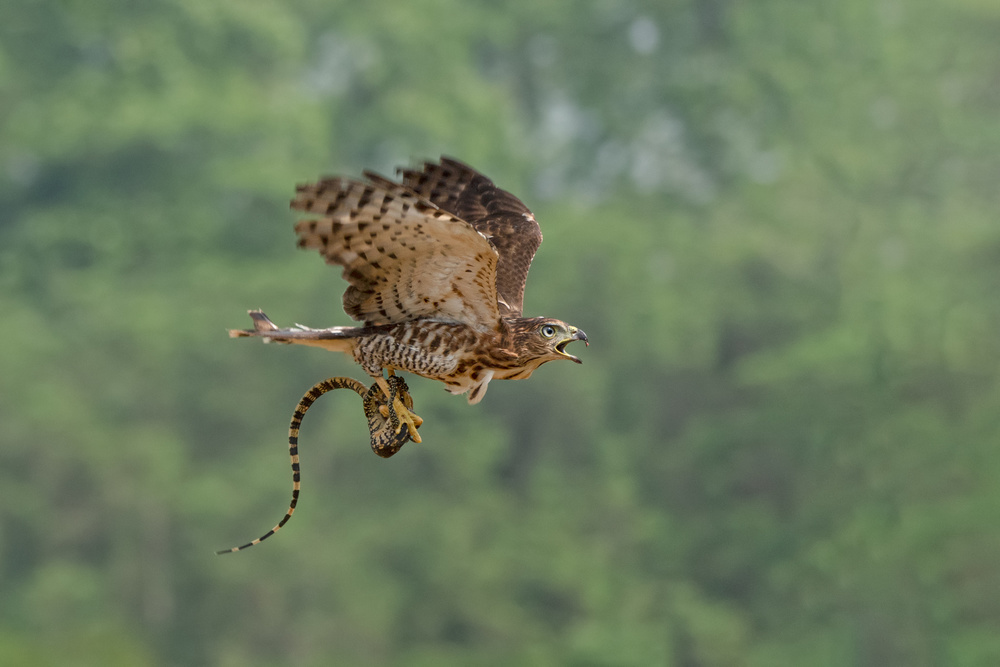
xmin=216 ymin=375 xmax=417 ymax=554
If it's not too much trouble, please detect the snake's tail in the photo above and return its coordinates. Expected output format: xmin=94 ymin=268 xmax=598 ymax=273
xmin=216 ymin=376 xmax=367 ymax=555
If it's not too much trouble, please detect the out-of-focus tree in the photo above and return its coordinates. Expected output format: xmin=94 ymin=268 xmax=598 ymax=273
xmin=2 ymin=0 xmax=999 ymax=665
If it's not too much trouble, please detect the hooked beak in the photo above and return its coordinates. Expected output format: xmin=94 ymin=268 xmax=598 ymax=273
xmin=555 ymin=327 xmax=588 ymax=364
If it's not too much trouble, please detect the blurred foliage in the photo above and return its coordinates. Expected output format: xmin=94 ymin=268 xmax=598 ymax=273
xmin=2 ymin=0 xmax=1000 ymax=665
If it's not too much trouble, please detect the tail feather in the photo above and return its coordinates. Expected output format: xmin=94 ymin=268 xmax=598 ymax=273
xmin=229 ymin=310 xmax=357 ymax=353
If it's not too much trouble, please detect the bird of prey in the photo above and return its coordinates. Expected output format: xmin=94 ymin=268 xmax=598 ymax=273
xmin=230 ymin=157 xmax=588 ymax=440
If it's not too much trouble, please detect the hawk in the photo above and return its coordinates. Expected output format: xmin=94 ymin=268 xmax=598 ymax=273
xmin=230 ymin=157 xmax=588 ymax=440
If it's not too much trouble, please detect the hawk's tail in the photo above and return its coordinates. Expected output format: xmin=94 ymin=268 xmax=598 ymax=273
xmin=229 ymin=310 xmax=357 ymax=353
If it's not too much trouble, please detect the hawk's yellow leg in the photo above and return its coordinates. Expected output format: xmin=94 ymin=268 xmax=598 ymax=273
xmin=374 ymin=369 xmax=423 ymax=443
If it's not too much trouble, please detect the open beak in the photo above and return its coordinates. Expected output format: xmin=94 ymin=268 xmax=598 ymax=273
xmin=555 ymin=327 xmax=588 ymax=364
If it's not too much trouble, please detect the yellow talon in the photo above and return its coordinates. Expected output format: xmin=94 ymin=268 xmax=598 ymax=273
xmin=392 ymin=396 xmax=423 ymax=443
xmin=374 ymin=374 xmax=422 ymax=444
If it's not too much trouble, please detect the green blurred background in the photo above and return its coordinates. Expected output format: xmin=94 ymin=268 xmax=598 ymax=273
xmin=3 ymin=0 xmax=999 ymax=665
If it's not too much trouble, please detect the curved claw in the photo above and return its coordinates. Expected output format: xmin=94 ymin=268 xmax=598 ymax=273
xmin=364 ymin=375 xmax=422 ymax=457
xmin=391 ymin=395 xmax=423 ymax=442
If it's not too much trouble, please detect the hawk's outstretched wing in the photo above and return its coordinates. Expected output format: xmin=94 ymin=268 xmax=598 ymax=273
xmin=291 ymin=177 xmax=501 ymax=332
xmin=393 ymin=158 xmax=542 ymax=317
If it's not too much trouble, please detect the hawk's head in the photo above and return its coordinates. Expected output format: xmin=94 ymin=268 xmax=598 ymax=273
xmin=508 ymin=317 xmax=588 ymax=366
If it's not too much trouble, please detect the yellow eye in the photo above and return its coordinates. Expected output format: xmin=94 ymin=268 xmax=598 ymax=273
xmin=540 ymin=325 xmax=556 ymax=338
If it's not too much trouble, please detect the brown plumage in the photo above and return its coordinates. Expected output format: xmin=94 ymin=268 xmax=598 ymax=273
xmin=230 ymin=157 xmax=587 ymax=408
